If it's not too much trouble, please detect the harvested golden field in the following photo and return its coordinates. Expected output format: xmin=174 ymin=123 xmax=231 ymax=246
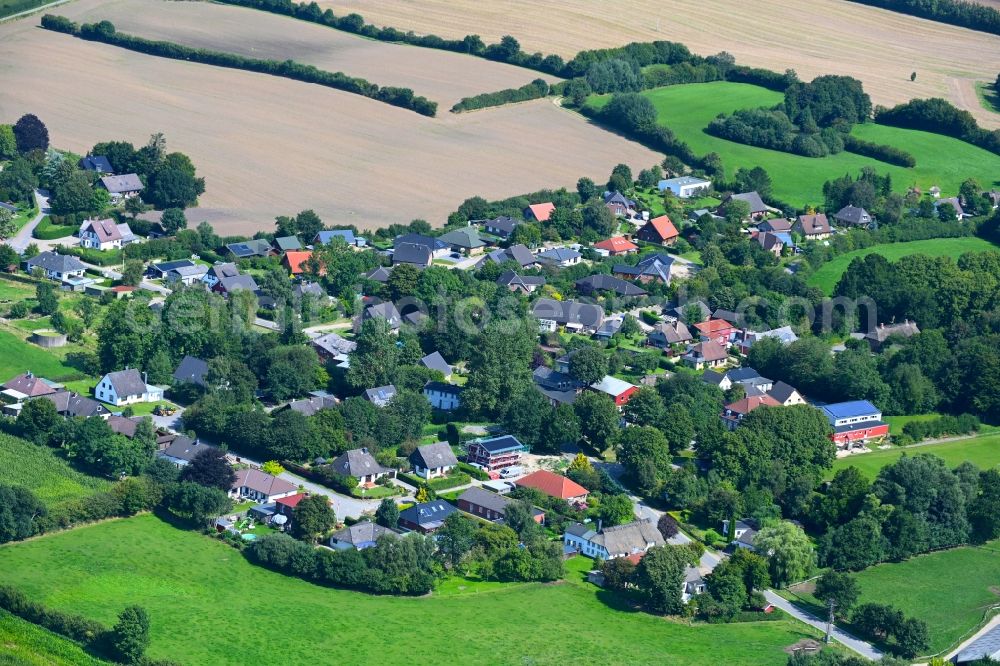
xmin=333 ymin=0 xmax=1000 ymax=127
xmin=0 ymin=2 xmax=659 ymax=234
xmin=55 ymin=0 xmax=555 ymax=109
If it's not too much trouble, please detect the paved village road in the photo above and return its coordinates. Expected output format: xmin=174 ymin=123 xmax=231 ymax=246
xmin=763 ymin=591 xmax=883 ymax=661
xmin=8 ymin=190 xmax=50 ymax=253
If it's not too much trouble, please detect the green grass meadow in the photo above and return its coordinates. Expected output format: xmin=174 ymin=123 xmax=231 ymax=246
xmin=806 ymin=237 xmax=1000 ymax=295
xmin=829 ymin=433 xmax=1000 ymax=480
xmin=585 ymin=82 xmax=1000 ymax=207
xmin=0 ymin=433 xmax=111 ymax=506
xmin=0 ymin=515 xmax=822 ymax=665
xmin=0 ymin=610 xmax=110 ymax=665
xmin=0 ymin=328 xmax=79 ymax=380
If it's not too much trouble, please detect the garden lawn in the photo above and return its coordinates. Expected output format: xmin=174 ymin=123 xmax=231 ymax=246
xmin=829 ymin=433 xmax=1000 ymax=480
xmin=0 ymin=276 xmax=36 ymax=302
xmin=0 ymin=432 xmax=111 ymax=507
xmin=806 ymin=237 xmax=1000 ymax=295
xmin=850 ymin=540 xmax=1000 ymax=654
xmin=0 ymin=328 xmax=80 ymax=381
xmin=585 ymin=82 xmax=1000 ymax=207
xmin=0 ymin=515 xmax=821 ymax=665
xmin=0 ymin=610 xmax=110 ymax=665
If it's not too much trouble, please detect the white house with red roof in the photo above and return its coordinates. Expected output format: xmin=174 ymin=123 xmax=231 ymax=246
xmin=720 ymin=394 xmax=781 ymax=430
xmin=593 ymin=236 xmax=638 ymax=256
xmin=79 ymin=218 xmax=135 ymax=251
xmin=693 ymin=319 xmax=739 ymax=347
xmin=524 ymin=202 xmax=555 ymax=222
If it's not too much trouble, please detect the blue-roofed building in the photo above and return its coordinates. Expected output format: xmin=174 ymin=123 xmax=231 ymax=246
xmin=314 ymin=229 xmax=366 ymax=247
xmin=955 ymin=624 xmax=1000 ymax=664
xmin=80 ymin=155 xmax=114 ymax=174
xmin=466 ymin=435 xmax=526 ymax=472
xmin=148 ymin=259 xmax=196 ymax=279
xmin=821 ymin=400 xmax=888 ymax=450
xmin=398 ymin=500 xmax=457 ymax=533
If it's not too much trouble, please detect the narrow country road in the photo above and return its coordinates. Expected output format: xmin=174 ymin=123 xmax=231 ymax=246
xmin=0 ymin=0 xmax=73 ymax=22
xmin=763 ymin=590 xmax=883 ymax=660
xmin=8 ymin=189 xmax=50 ymax=253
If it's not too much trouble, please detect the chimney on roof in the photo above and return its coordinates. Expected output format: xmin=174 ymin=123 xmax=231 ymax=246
xmin=361 ymin=447 xmax=368 ymax=455
xmin=597 ymin=519 xmax=603 ymax=533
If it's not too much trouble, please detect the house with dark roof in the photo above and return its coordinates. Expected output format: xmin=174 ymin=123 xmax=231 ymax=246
xmin=647 ymin=321 xmax=693 ymax=349
xmin=24 ymin=252 xmax=86 ymax=283
xmin=164 ymin=264 xmax=209 ymax=286
xmin=496 ymin=270 xmax=545 ymax=294
xmin=457 ymin=486 xmax=544 ymax=524
xmin=532 ymin=366 xmax=584 ymax=407
xmin=481 ymin=215 xmax=520 ymax=240
xmin=79 ymin=155 xmax=113 ymax=173
xmin=438 ymin=227 xmax=486 ymax=256
xmin=311 ymin=332 xmax=356 ymax=367
xmin=363 ymin=266 xmax=392 ymax=283
xmin=226 ymin=239 xmax=273 ymax=259
xmin=230 ymin=469 xmax=298 ymax=503
xmin=423 ymin=381 xmax=463 ymax=410
xmin=936 ymin=197 xmax=967 ymax=219
xmin=575 ymin=274 xmax=647 ymax=298
xmin=157 ymin=436 xmax=214 ymax=466
xmin=719 ymin=192 xmax=768 ymax=219
xmin=613 ymin=253 xmax=674 ymax=285
xmin=757 ymin=218 xmax=792 ymax=233
xmin=147 ymin=259 xmax=195 ymax=279
xmin=394 ymin=233 xmax=448 ymax=256
xmin=409 ymin=442 xmax=459 ymax=479
xmin=466 ymin=435 xmax=526 ymax=472
xmin=667 ymin=299 xmax=712 ymax=323
xmin=329 ymin=448 xmax=395 ymax=485
xmin=954 ymin=623 xmax=1000 ymax=663
xmin=420 ymin=351 xmax=452 ymax=379
xmin=362 ymin=301 xmax=402 ymax=330
xmin=833 ymin=205 xmax=873 ymax=228
xmin=524 ymin=202 xmax=555 ymax=222
xmin=731 ymin=520 xmax=758 ymax=551
xmin=682 ymin=341 xmax=728 ymax=370
xmin=531 ymin=298 xmax=603 ymax=333
xmin=766 ymin=381 xmax=805 ymax=406
xmin=755 ymin=231 xmax=785 ymax=257
xmin=636 ymin=215 xmax=679 ymax=245
xmin=329 ymin=521 xmax=398 ymax=550
xmin=794 ymin=213 xmax=832 ymax=240
xmin=3 ymin=372 xmax=57 ymax=399
xmin=602 ymin=191 xmax=636 ymax=217
xmin=96 ymin=369 xmax=164 ymax=406
xmin=272 ymin=236 xmax=303 ymax=252
xmin=535 ymin=247 xmax=581 ymax=268
xmin=477 ymin=244 xmax=539 ymax=270
xmin=564 ymin=518 xmax=663 ymax=559
xmin=202 ymin=262 xmax=240 ymax=289
xmin=284 ymin=394 xmax=337 ymax=417
xmin=593 ymin=236 xmax=638 ymax=256
xmin=865 ymin=320 xmax=919 ymax=351
xmin=172 ymin=355 xmax=209 ymax=388
xmin=363 ymin=385 xmax=397 ymax=408
xmin=36 ymin=390 xmax=109 ymax=419
xmin=702 ymin=367 xmax=772 ymax=393
xmin=398 ymin=500 xmax=457 ymax=533
xmin=392 ymin=242 xmax=432 ymax=269
xmin=98 ymin=174 xmax=143 ymax=202
xmin=213 ymin=274 xmax=259 ymax=297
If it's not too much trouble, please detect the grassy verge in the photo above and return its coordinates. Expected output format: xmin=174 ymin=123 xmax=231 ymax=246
xmin=0 ymin=609 xmax=111 ymax=665
xmin=0 ymin=432 xmax=111 ymax=507
xmin=829 ymin=432 xmax=1000 ymax=480
xmin=805 ymin=237 xmax=1000 ymax=295
xmin=975 ymin=82 xmax=1000 ymax=115
xmin=0 ymin=328 xmax=82 ymax=380
xmin=0 ymin=514 xmax=823 ymax=665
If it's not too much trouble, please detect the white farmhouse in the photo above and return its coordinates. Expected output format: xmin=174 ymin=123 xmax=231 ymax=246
xmin=95 ymin=369 xmax=165 ymax=406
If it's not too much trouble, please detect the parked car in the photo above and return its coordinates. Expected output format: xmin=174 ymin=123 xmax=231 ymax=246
xmin=499 ymin=465 xmax=524 ymax=479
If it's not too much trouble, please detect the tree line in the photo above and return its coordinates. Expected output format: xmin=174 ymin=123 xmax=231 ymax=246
xmin=875 ymin=97 xmax=1000 ymax=156
xmin=450 ymin=79 xmax=549 ymax=113
xmin=843 ymin=0 xmax=1000 ymax=36
xmin=40 ymin=15 xmax=437 ymax=117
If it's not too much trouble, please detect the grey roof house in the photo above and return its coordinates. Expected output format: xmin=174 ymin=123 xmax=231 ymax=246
xmin=99 ymin=174 xmax=144 ymax=198
xmin=172 ymin=355 xmax=209 ymax=388
xmin=363 ymin=385 xmax=397 ymax=407
xmin=79 ymin=155 xmax=113 ymax=173
xmin=329 ymin=521 xmax=397 ymax=550
xmin=226 ymin=239 xmax=273 ymax=259
xmin=392 ymin=242 xmax=432 ymax=269
xmin=398 ymin=500 xmax=457 ymax=533
xmin=329 ymin=448 xmax=394 ymax=483
xmin=420 ymin=351 xmax=452 ymax=378
xmin=575 ymin=274 xmax=647 ymax=298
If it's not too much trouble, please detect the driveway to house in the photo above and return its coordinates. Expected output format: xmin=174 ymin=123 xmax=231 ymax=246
xmin=634 ymin=500 xmax=722 ymax=572
xmin=8 ymin=189 xmax=50 ymax=253
xmin=763 ymin=590 xmax=883 ymax=661
xmin=254 ymin=317 xmax=280 ymax=331
xmin=278 ymin=472 xmax=380 ymax=520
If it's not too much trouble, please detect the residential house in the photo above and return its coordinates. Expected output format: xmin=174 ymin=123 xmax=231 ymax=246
xmin=865 ymin=320 xmax=919 ymax=351
xmin=731 ymin=520 xmax=758 ymax=551
xmin=594 ymin=318 xmax=623 ymax=340
xmin=658 ymin=176 xmax=711 ymax=198
xmin=457 ymin=486 xmax=544 ymax=524
xmin=603 ymin=191 xmax=636 ymax=217
xmin=98 ymin=174 xmax=143 ymax=202
xmin=936 ymin=197 xmax=967 ymax=219
xmin=420 ymin=351 xmax=452 ymax=379
xmin=172 ymin=355 xmax=209 ymax=388
xmin=157 ymin=436 xmax=213 ymax=466
xmin=524 ymin=202 xmax=555 ymax=222
xmin=284 ymin=394 xmax=337 ymax=417
xmin=736 ymin=326 xmax=799 ymax=355
xmin=363 ymin=266 xmax=392 ymax=283
xmin=202 ymin=262 xmax=240 ymax=289
xmin=166 ymin=264 xmax=209 ymax=286
xmin=766 ymin=381 xmax=805 ymax=406
xmin=834 ymin=205 xmax=873 ymax=229
xmin=517 ymin=469 xmax=590 ymax=504
xmin=363 ymin=385 xmax=397 ymax=408
xmin=398 ymin=500 xmax=457 ymax=533
xmin=314 ymin=229 xmax=366 ymax=247
xmin=635 ymin=215 xmax=679 ymax=246
xmin=329 ymin=521 xmax=397 ymax=550
xmin=575 ymin=274 xmax=647 ymax=298
xmin=79 ymin=155 xmax=113 ymax=173
xmin=409 ymin=441 xmax=459 ymax=479
xmin=95 ymin=369 xmax=164 ymax=406
xmin=282 ymin=251 xmax=316 ymax=276
xmin=683 ymin=567 xmax=708 ymax=603
xmin=230 ymin=469 xmax=298 ymax=503
xmin=712 ymin=309 xmax=741 ymax=326
xmin=423 ymin=381 xmax=463 ymax=410
xmin=755 ymin=231 xmax=785 ymax=257
xmin=272 ymin=236 xmax=302 ymax=253
xmin=793 ymin=213 xmax=832 ymax=240
xmin=392 ymin=242 xmax=432 ymax=269
xmin=481 ymin=215 xmax=520 ymax=240
xmin=721 ymin=394 xmax=781 ymax=429
xmin=37 ymin=390 xmax=108 ymax=419
xmin=147 ymin=259 xmax=195 ymax=280
xmin=329 ymin=448 xmax=395 ymax=485
xmin=693 ymin=318 xmax=738 ymax=346
xmin=274 ymin=493 xmax=308 ymax=522
xmin=531 ymin=298 xmax=604 ymax=334
xmin=667 ymin=299 xmax=712 ymax=323
xmin=647 ymin=321 xmax=693 ymax=350
xmin=564 ymin=519 xmax=664 ymax=559
xmin=24 ymin=252 xmax=86 ymax=283
xmin=532 ymin=366 xmax=584 ymax=407
xmin=589 ymin=375 xmax=638 ymax=408
xmin=719 ymin=192 xmax=768 ymax=220
xmin=79 ymin=218 xmax=135 ymax=250
xmin=466 ymin=435 xmax=526 ymax=472
xmin=394 ymin=233 xmax=449 ymax=259
xmin=682 ymin=341 xmax=728 ymax=370
xmin=702 ymin=367 xmax=773 ymax=393
xmin=362 ymin=301 xmax=402 ymax=331
xmin=438 ymin=227 xmax=486 ymax=256
xmin=476 ymin=244 xmax=539 ymax=270
xmin=213 ymin=274 xmax=259 ymax=297
xmin=593 ymin=236 xmax=638 ymax=256
xmin=496 ymin=270 xmax=545 ymax=294
xmin=613 ymin=253 xmax=674 ymax=285
xmin=106 ymin=414 xmax=142 ymax=437
xmin=535 ymin=247 xmax=581 ymax=268
xmin=226 ymin=239 xmax=273 ymax=259
xmin=311 ymin=332 xmax=356 ymax=368
xmin=821 ymin=400 xmax=889 ymax=449
xmin=3 ymin=372 xmax=57 ymax=399
xmin=757 ymin=218 xmax=792 ymax=233
xmin=954 ymin=623 xmax=1000 ymax=664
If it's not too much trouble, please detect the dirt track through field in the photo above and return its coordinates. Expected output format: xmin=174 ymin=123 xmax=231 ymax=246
xmin=333 ymin=0 xmax=1000 ymax=128
xmin=0 ymin=1 xmax=659 ymax=235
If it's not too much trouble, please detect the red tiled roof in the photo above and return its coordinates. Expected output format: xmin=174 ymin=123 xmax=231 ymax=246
xmin=624 ymin=552 xmax=646 ymax=565
xmin=526 ymin=203 xmax=555 ymax=222
xmin=646 ymin=215 xmax=678 ymax=241
xmin=593 ymin=236 xmax=638 ymax=253
xmin=693 ymin=319 xmax=734 ymax=335
xmin=515 ymin=470 xmax=588 ymax=500
xmin=725 ymin=394 xmax=781 ymax=416
xmin=275 ymin=493 xmax=308 ymax=509
xmin=283 ymin=251 xmax=313 ymax=275
xmin=110 ymin=285 xmax=136 ymax=293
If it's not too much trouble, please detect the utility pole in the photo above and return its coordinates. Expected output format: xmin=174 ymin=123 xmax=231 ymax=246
xmin=825 ymin=598 xmax=836 ymax=644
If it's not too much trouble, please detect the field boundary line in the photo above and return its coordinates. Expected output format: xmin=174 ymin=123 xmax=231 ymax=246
xmin=0 ymin=0 xmax=73 ymax=23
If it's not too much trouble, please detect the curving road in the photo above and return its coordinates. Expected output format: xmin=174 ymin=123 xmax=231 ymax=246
xmin=763 ymin=590 xmax=883 ymax=661
xmin=8 ymin=189 xmax=50 ymax=253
